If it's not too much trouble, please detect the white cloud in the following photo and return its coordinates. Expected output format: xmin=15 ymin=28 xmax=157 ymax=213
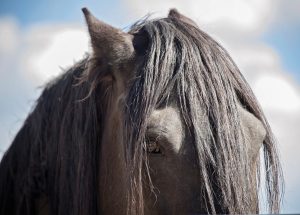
xmin=0 ymin=17 xmax=21 ymax=76
xmin=0 ymin=17 xmax=19 ymax=57
xmin=0 ymin=19 xmax=90 ymax=159
xmin=22 ymin=26 xmax=89 ymax=82
xmin=254 ymin=76 xmax=300 ymax=112
xmin=124 ymin=0 xmax=277 ymax=33
xmin=21 ymin=24 xmax=90 ymax=84
xmin=271 ymin=0 xmax=300 ymax=26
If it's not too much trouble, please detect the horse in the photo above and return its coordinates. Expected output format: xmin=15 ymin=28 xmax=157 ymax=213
xmin=0 ymin=8 xmax=282 ymax=215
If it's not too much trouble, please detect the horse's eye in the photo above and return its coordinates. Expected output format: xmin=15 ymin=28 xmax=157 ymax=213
xmin=146 ymin=141 xmax=162 ymax=154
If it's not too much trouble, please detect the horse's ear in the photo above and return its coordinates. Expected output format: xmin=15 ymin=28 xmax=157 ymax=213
xmin=168 ymin=8 xmax=198 ymax=27
xmin=82 ymin=8 xmax=134 ymax=62
xmin=238 ymin=105 xmax=266 ymax=161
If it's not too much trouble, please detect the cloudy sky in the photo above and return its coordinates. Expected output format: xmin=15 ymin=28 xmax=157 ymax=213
xmin=0 ymin=0 xmax=299 ymax=213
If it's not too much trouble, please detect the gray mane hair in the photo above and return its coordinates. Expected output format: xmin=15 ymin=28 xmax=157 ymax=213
xmin=124 ymin=17 xmax=283 ymax=214
xmin=0 ymin=13 xmax=282 ymax=215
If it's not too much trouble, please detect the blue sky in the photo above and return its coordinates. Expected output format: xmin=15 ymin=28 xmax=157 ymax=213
xmin=0 ymin=0 xmax=130 ymax=27
xmin=0 ymin=0 xmax=299 ymax=213
xmin=264 ymin=24 xmax=300 ymax=82
xmin=1 ymin=0 xmax=299 ymax=81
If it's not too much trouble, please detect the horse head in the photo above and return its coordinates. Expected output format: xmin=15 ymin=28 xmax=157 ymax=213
xmin=81 ymin=8 xmax=281 ymax=214
xmin=0 ymin=8 xmax=282 ymax=215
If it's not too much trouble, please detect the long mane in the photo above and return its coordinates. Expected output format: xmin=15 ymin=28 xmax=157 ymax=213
xmin=125 ymin=17 xmax=282 ymax=214
xmin=0 ymin=58 xmax=103 ymax=215
xmin=0 ymin=16 xmax=282 ymax=215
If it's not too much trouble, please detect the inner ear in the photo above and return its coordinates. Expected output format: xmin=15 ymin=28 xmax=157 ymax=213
xmin=238 ymin=105 xmax=266 ymax=161
xmin=132 ymin=29 xmax=149 ymax=56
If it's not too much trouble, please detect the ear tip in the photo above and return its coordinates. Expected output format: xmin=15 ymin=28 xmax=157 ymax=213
xmin=82 ymin=7 xmax=90 ymax=16
xmin=168 ymin=8 xmax=180 ymax=18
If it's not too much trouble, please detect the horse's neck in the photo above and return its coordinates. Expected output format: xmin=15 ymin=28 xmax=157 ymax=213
xmin=35 ymin=194 xmax=49 ymax=215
